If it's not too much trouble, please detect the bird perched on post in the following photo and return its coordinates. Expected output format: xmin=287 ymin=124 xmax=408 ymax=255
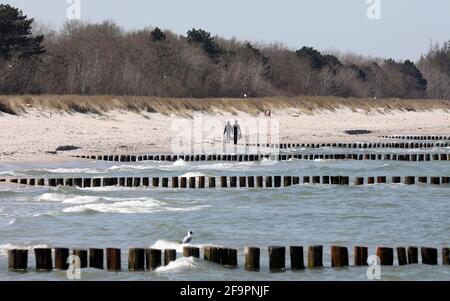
xmin=180 ymin=230 xmax=193 ymax=244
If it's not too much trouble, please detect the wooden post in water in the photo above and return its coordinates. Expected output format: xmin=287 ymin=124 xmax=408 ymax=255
xmin=392 ymin=177 xmax=401 ymax=184
xmin=239 ymin=176 xmax=247 ymax=188
xmin=8 ymin=249 xmax=28 ymax=271
xmin=230 ymin=176 xmax=237 ymax=188
xmin=164 ymin=249 xmax=177 ymax=265
xmin=221 ymin=176 xmax=227 ymax=188
xmin=73 ymin=249 xmax=88 ymax=268
xmin=418 ymin=177 xmax=428 ymax=184
xmin=377 ymin=176 xmax=387 ymax=184
xmin=430 ymin=177 xmax=440 ymax=185
xmin=152 ymin=177 xmax=160 ymax=187
xmin=256 ymin=176 xmax=263 ymax=188
xmin=397 ymin=247 xmax=407 ymax=265
xmin=183 ymin=246 xmax=200 ymax=258
xmin=284 ymin=176 xmax=292 ymax=187
xmin=376 ymin=247 xmax=394 ymax=265
xmin=354 ymin=246 xmax=368 ymax=266
xmin=162 ymin=177 xmax=169 ymax=188
xmin=367 ymin=177 xmax=375 ymax=185
xmin=354 ymin=177 xmax=364 ymax=185
xmin=331 ymin=246 xmax=349 ymax=267
xmin=421 ymin=247 xmax=438 ymax=265
xmin=244 ymin=247 xmax=260 ymax=271
xmin=128 ymin=248 xmax=145 ymax=271
xmin=308 ymin=245 xmax=323 ymax=268
xmin=106 ymin=248 xmax=121 ymax=271
xmin=199 ymin=176 xmax=205 ymax=189
xmin=180 ymin=177 xmax=187 ymax=188
xmin=407 ymin=247 xmax=418 ymax=264
xmin=172 ymin=177 xmax=179 ymax=188
xmin=222 ymin=248 xmax=238 ymax=268
xmin=443 ymin=248 xmax=450 ymax=265
xmin=89 ymin=248 xmax=104 ymax=269
xmin=268 ymin=246 xmax=285 ymax=271
xmin=405 ymin=176 xmax=415 ymax=185
xmin=248 ymin=176 xmax=255 ymax=188
xmin=204 ymin=246 xmax=221 ymax=264
xmin=54 ymin=248 xmax=70 ymax=270
xmin=274 ymin=176 xmax=281 ymax=187
xmin=290 ymin=246 xmax=304 ymax=270
xmin=265 ymin=176 xmax=273 ymax=188
xmin=35 ymin=248 xmax=53 ymax=271
xmin=189 ymin=177 xmax=195 ymax=189
xmin=209 ymin=177 xmax=216 ymax=188
xmin=146 ymin=248 xmax=161 ymax=270
xmin=93 ymin=178 xmax=101 ymax=187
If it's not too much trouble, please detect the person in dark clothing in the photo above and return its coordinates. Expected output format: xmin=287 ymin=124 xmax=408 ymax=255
xmin=223 ymin=121 xmax=233 ymax=143
xmin=233 ymin=120 xmax=242 ymax=145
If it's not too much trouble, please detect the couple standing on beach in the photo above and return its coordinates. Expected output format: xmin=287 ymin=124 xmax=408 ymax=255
xmin=224 ymin=121 xmax=242 ymax=145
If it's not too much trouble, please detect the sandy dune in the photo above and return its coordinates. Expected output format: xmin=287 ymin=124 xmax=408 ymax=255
xmin=1 ymin=108 xmax=450 ymax=162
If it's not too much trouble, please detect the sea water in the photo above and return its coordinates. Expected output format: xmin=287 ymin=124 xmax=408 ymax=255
xmin=0 ymin=151 xmax=449 ymax=281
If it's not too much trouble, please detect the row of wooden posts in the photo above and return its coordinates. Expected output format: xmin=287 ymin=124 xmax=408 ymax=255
xmin=380 ymin=135 xmax=450 ymax=141
xmin=74 ymin=153 xmax=450 ymax=162
xmin=7 ymin=245 xmax=450 ymax=272
xmin=246 ymin=142 xmax=450 ymax=149
xmin=3 ymin=175 xmax=450 ymax=189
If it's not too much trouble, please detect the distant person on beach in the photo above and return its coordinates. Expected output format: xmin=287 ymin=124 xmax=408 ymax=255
xmin=264 ymin=110 xmax=272 ymax=118
xmin=223 ymin=121 xmax=233 ymax=143
xmin=233 ymin=120 xmax=242 ymax=145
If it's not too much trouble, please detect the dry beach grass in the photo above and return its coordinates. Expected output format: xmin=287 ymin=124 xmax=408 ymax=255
xmin=1 ymin=95 xmax=450 ymax=116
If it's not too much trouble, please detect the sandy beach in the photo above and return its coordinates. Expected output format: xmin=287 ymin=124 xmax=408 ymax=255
xmin=1 ymin=107 xmax=450 ymax=163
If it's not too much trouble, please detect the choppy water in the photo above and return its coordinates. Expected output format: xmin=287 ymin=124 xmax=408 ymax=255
xmin=1 ymin=151 xmax=450 ymax=281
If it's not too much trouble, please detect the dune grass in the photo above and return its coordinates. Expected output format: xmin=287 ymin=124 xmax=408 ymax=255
xmin=1 ymin=95 xmax=449 ymax=117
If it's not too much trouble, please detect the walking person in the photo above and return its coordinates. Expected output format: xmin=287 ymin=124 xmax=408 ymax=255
xmin=223 ymin=121 xmax=233 ymax=143
xmin=233 ymin=120 xmax=242 ymax=145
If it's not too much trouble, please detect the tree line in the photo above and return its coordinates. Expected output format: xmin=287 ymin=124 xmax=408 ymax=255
xmin=1 ymin=4 xmax=450 ymax=99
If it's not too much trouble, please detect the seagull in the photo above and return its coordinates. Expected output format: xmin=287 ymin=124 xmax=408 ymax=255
xmin=180 ymin=230 xmax=193 ymax=244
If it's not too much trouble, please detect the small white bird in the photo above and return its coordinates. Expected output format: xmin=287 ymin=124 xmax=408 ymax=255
xmin=181 ymin=230 xmax=193 ymax=244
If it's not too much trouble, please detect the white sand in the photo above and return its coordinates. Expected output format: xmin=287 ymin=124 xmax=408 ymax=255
xmin=1 ymin=108 xmax=450 ymax=162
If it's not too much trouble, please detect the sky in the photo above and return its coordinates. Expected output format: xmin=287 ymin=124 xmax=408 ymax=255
xmin=3 ymin=0 xmax=450 ymax=61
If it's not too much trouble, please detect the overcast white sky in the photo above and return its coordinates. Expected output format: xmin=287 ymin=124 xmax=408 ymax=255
xmin=4 ymin=0 xmax=450 ymax=61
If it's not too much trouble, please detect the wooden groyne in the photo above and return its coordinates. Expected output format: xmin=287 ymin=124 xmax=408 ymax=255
xmin=6 ymin=245 xmax=450 ymax=272
xmin=380 ymin=135 xmax=450 ymax=141
xmin=3 ymin=175 xmax=450 ymax=189
xmin=245 ymin=142 xmax=450 ymax=149
xmin=73 ymin=153 xmax=450 ymax=162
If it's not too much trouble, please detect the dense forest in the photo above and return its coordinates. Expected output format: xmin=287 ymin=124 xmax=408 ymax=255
xmin=1 ymin=4 xmax=450 ymax=99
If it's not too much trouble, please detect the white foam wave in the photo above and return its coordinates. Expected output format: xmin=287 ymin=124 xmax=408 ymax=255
xmin=62 ymin=200 xmax=209 ymax=214
xmin=36 ymin=192 xmax=67 ymax=202
xmin=107 ymin=165 xmax=154 ymax=171
xmin=173 ymin=159 xmax=188 ymax=167
xmin=42 ymin=168 xmax=101 ymax=174
xmin=36 ymin=193 xmax=102 ymax=204
xmin=0 ymin=170 xmax=16 ymax=176
xmin=155 ymin=257 xmax=199 ymax=272
xmin=180 ymin=172 xmax=207 ymax=178
xmin=8 ymin=218 xmax=16 ymax=225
